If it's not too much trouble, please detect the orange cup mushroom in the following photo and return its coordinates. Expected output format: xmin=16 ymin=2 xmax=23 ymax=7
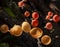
xmin=48 ymin=11 xmax=53 ymax=17
xmin=30 ymin=27 xmax=43 ymax=39
xmin=0 ymin=24 xmax=9 ymax=33
xmin=52 ymin=14 xmax=60 ymax=22
xmin=45 ymin=22 xmax=53 ymax=30
xmin=32 ymin=12 xmax=39 ymax=19
xmin=22 ymin=21 xmax=31 ymax=33
xmin=46 ymin=15 xmax=51 ymax=20
xmin=10 ymin=25 xmax=23 ymax=37
xmin=31 ymin=19 xmax=39 ymax=27
xmin=41 ymin=35 xmax=51 ymax=45
xmin=24 ymin=11 xmax=30 ymax=17
xmin=18 ymin=1 xmax=25 ymax=7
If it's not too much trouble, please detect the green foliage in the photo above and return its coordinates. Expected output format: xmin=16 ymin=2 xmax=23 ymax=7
xmin=4 ymin=7 xmax=16 ymax=18
xmin=0 ymin=43 xmax=9 ymax=47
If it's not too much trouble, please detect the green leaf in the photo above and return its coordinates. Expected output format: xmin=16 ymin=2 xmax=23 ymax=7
xmin=3 ymin=7 xmax=16 ymax=18
xmin=0 ymin=43 xmax=9 ymax=47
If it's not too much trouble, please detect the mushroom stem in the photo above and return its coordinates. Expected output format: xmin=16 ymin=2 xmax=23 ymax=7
xmin=37 ymin=38 xmax=42 ymax=47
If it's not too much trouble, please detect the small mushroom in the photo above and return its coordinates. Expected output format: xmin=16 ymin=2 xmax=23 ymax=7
xmin=10 ymin=25 xmax=23 ymax=37
xmin=41 ymin=35 xmax=51 ymax=45
xmin=22 ymin=21 xmax=31 ymax=33
xmin=30 ymin=27 xmax=43 ymax=39
xmin=0 ymin=24 xmax=9 ymax=33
